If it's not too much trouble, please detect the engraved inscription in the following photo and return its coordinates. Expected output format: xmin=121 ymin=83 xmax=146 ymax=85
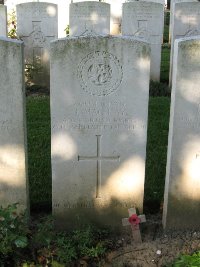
xmin=52 ymin=100 xmax=147 ymax=132
xmin=78 ymin=51 xmax=123 ymax=96
xmin=31 ymin=21 xmax=45 ymax=47
xmin=78 ymin=135 xmax=120 ymax=198
xmin=53 ymin=200 xmax=132 ymax=209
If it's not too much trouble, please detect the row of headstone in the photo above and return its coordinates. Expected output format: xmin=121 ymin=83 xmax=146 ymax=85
xmin=4 ymin=0 xmax=166 ymax=37
xmin=16 ymin=1 xmax=164 ymax=88
xmin=2 ymin=32 xmax=200 ymax=230
xmin=1 ymin=32 xmax=200 ymax=230
xmin=70 ymin=1 xmax=164 ymax=80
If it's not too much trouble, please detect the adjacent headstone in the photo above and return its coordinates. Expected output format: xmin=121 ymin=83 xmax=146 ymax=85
xmin=169 ymin=0 xmax=198 ymax=44
xmin=16 ymin=2 xmax=58 ymax=88
xmin=71 ymin=0 xmax=123 ymax=35
xmin=122 ymin=1 xmax=164 ymax=81
xmin=69 ymin=2 xmax=110 ymax=36
xmin=4 ymin=0 xmax=67 ymax=38
xmin=169 ymin=2 xmax=200 ymax=85
xmin=0 ymin=4 xmax=7 ymax=36
xmin=163 ymin=36 xmax=200 ymax=229
xmin=51 ymin=36 xmax=150 ymax=229
xmin=0 ymin=37 xmax=28 ymax=212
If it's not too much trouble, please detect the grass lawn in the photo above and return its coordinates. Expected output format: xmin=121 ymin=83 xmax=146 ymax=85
xmin=26 ymin=95 xmax=171 ymax=213
xmin=26 ymin=96 xmax=51 ymax=211
xmin=144 ymin=97 xmax=170 ymax=213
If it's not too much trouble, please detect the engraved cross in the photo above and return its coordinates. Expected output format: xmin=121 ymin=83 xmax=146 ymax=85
xmin=78 ymin=135 xmax=120 ymax=198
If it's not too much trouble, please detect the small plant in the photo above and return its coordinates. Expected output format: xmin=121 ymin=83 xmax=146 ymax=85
xmin=64 ymin=25 xmax=69 ymax=36
xmin=0 ymin=203 xmax=29 ymax=266
xmin=170 ymin=251 xmax=200 ymax=267
xmin=7 ymin=9 xmax=18 ymax=39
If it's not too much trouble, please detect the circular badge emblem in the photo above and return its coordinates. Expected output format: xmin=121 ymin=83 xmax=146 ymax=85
xmin=78 ymin=51 xmax=123 ymax=96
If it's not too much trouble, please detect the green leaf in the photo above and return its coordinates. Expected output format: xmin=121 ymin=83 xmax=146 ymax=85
xmin=14 ymin=236 xmax=28 ymax=248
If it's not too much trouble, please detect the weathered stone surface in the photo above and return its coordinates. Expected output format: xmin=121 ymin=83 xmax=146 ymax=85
xmin=5 ymin=0 xmax=67 ymax=38
xmin=128 ymin=0 xmax=165 ymax=4
xmin=169 ymin=1 xmax=200 ymax=85
xmin=0 ymin=37 xmax=28 ymax=212
xmin=169 ymin=0 xmax=198 ymax=44
xmin=163 ymin=37 xmax=200 ymax=229
xmin=122 ymin=1 xmax=164 ymax=81
xmin=0 ymin=4 xmax=7 ymax=36
xmin=16 ymin=2 xmax=58 ymax=88
xmin=69 ymin=1 xmax=110 ymax=36
xmin=51 ymin=36 xmax=150 ymax=230
xmin=71 ymin=0 xmax=123 ymax=35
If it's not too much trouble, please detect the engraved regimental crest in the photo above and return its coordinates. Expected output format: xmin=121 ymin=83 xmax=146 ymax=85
xmin=78 ymin=51 xmax=123 ymax=96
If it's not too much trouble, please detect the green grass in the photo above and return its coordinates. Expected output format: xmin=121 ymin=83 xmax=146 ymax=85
xmin=160 ymin=45 xmax=170 ymax=84
xmin=144 ymin=97 xmax=170 ymax=212
xmin=26 ymin=96 xmax=171 ymax=212
xmin=26 ymin=96 xmax=51 ymax=211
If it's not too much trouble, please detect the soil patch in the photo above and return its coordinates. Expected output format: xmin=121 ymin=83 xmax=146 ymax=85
xmin=105 ymin=213 xmax=200 ymax=267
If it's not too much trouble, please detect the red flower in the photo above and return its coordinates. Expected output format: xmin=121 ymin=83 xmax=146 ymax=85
xmin=128 ymin=214 xmax=141 ymax=225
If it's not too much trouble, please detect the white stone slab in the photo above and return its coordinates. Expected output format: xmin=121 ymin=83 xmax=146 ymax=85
xmin=69 ymin=2 xmax=110 ymax=36
xmin=0 ymin=5 xmax=7 ymax=36
xmin=71 ymin=0 xmax=123 ymax=35
xmin=51 ymin=35 xmax=150 ymax=229
xmin=5 ymin=0 xmax=67 ymax=38
xmin=122 ymin=1 xmax=164 ymax=81
xmin=163 ymin=36 xmax=200 ymax=229
xmin=16 ymin=2 xmax=58 ymax=88
xmin=169 ymin=1 xmax=200 ymax=85
xmin=169 ymin=0 xmax=198 ymax=44
xmin=0 ymin=37 xmax=28 ymax=212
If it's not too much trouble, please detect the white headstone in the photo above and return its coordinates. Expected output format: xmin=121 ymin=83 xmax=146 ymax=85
xmin=169 ymin=2 xmax=200 ymax=85
xmin=0 ymin=5 xmax=7 ymax=36
xmin=0 ymin=37 xmax=28 ymax=212
xmin=163 ymin=36 xmax=200 ymax=229
xmin=169 ymin=0 xmax=198 ymax=44
xmin=16 ymin=2 xmax=58 ymax=88
xmin=122 ymin=1 xmax=164 ymax=81
xmin=71 ymin=0 xmax=123 ymax=35
xmin=51 ymin=36 xmax=150 ymax=229
xmin=4 ymin=0 xmax=67 ymax=38
xmin=69 ymin=2 xmax=110 ymax=36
